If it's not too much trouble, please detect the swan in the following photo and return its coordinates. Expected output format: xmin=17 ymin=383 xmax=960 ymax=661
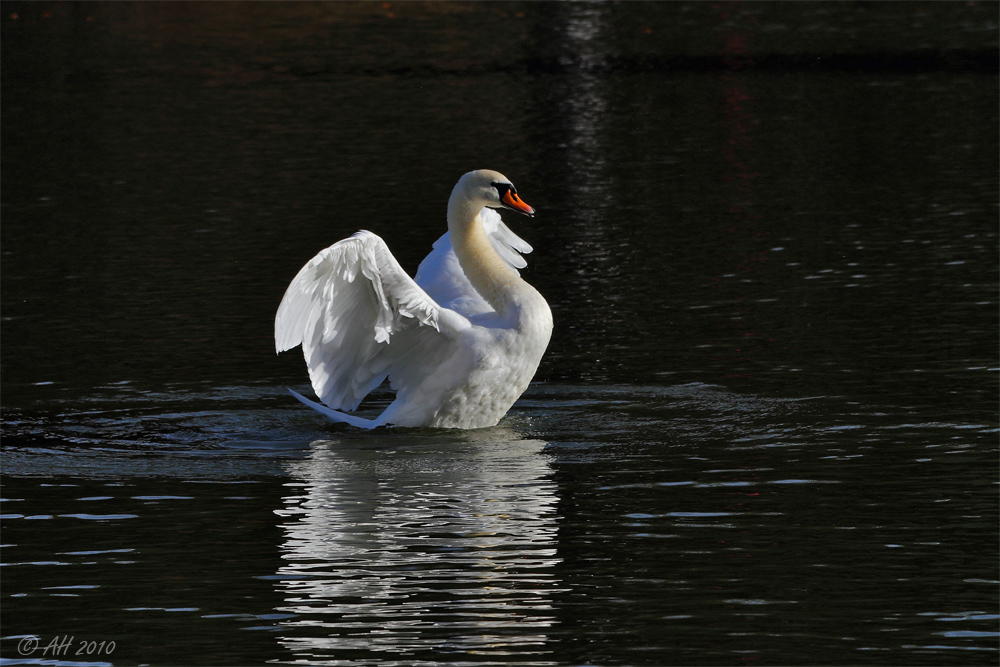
xmin=274 ymin=169 xmax=552 ymax=429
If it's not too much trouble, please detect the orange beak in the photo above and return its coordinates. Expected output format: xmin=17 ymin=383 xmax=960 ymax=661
xmin=502 ymin=189 xmax=535 ymax=217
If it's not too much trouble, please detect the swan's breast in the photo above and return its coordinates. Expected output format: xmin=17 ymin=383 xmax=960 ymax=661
xmin=428 ymin=306 xmax=551 ymax=429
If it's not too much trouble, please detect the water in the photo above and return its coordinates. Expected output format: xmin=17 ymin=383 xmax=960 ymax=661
xmin=2 ymin=3 xmax=997 ymax=665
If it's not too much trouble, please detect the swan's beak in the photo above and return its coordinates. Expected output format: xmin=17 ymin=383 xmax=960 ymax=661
xmin=501 ymin=190 xmax=535 ymax=217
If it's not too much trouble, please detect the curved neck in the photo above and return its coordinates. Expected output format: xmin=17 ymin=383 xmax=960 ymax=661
xmin=447 ymin=198 xmax=523 ymax=316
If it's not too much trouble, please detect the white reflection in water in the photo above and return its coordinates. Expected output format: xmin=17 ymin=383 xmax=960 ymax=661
xmin=563 ymin=4 xmax=607 ymax=159
xmin=271 ymin=430 xmax=562 ymax=664
xmin=561 ymin=4 xmax=609 ymax=197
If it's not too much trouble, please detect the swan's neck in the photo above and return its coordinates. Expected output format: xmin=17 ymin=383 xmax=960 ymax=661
xmin=447 ymin=199 xmax=528 ymax=317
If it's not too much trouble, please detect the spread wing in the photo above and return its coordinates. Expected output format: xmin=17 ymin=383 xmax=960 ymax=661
xmin=274 ymin=230 xmax=468 ymax=412
xmin=414 ymin=208 xmax=533 ymax=317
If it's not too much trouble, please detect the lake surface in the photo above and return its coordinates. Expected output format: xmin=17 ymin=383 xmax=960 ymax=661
xmin=2 ymin=2 xmax=997 ymax=665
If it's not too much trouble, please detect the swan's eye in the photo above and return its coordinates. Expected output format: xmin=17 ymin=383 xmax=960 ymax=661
xmin=491 ymin=181 xmax=534 ymax=217
xmin=492 ymin=182 xmax=514 ymax=199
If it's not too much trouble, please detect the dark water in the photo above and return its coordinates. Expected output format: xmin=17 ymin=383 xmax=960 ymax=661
xmin=2 ymin=2 xmax=997 ymax=665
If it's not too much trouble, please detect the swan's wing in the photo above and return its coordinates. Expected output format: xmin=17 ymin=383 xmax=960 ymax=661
xmin=482 ymin=206 xmax=533 ymax=272
xmin=414 ymin=208 xmax=533 ymax=317
xmin=275 ymin=230 xmax=468 ymax=412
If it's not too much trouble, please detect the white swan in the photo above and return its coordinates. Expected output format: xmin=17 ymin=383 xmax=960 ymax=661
xmin=274 ymin=169 xmax=552 ymax=429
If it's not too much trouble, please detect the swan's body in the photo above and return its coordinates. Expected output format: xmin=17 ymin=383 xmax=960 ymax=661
xmin=274 ymin=170 xmax=552 ymax=429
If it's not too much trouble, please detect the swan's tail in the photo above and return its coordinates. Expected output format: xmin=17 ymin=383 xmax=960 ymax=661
xmin=286 ymin=388 xmax=381 ymax=429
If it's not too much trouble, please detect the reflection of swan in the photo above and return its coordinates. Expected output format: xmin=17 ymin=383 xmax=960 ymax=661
xmin=274 ymin=170 xmax=552 ymax=430
xmin=271 ymin=431 xmax=562 ymax=661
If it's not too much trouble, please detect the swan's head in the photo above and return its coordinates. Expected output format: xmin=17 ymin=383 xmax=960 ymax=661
xmin=454 ymin=169 xmax=535 ymax=217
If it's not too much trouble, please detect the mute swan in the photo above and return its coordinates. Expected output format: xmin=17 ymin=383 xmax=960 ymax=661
xmin=274 ymin=169 xmax=552 ymax=429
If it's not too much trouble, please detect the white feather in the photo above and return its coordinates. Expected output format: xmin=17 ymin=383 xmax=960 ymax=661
xmin=275 ymin=230 xmax=461 ymax=415
xmin=414 ymin=208 xmax=533 ymax=316
xmin=275 ymin=170 xmax=552 ymax=429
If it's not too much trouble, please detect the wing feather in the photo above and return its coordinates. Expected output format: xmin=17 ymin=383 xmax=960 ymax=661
xmin=275 ymin=230 xmax=465 ymax=412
